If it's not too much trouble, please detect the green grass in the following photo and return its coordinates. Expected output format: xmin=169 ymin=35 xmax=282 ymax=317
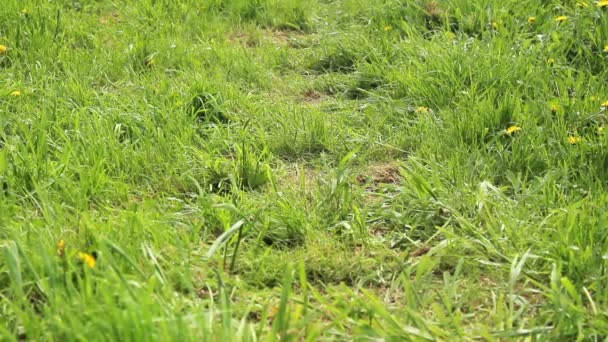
xmin=2 ymin=0 xmax=608 ymax=340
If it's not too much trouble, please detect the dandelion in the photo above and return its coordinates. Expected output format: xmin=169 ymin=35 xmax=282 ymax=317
xmin=506 ymin=125 xmax=522 ymax=135
xmin=550 ymin=104 xmax=560 ymax=113
xmin=601 ymin=100 xmax=608 ymax=108
xmin=547 ymin=58 xmax=556 ymax=66
xmin=599 ymin=0 xmax=608 ymax=8
xmin=568 ymin=136 xmax=582 ymax=144
xmin=0 ymin=45 xmax=7 ymax=55
xmin=555 ymin=16 xmax=568 ymax=23
xmin=415 ymin=106 xmax=429 ymax=114
xmin=78 ymin=252 xmax=96 ymax=269
xmin=57 ymin=240 xmax=66 ymax=257
xmin=383 ymin=25 xmax=392 ymax=32
xmin=528 ymin=17 xmax=536 ymax=24
xmin=9 ymin=90 xmax=22 ymax=97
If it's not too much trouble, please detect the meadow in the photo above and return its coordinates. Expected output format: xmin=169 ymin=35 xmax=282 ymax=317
xmin=2 ymin=0 xmax=608 ymax=340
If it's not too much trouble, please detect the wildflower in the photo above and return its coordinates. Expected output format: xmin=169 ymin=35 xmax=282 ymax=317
xmin=602 ymin=100 xmax=608 ymax=108
xmin=383 ymin=25 xmax=392 ymax=32
xmin=0 ymin=45 xmax=7 ymax=55
xmin=547 ymin=58 xmax=556 ymax=66
xmin=415 ymin=106 xmax=429 ymax=114
xmin=506 ymin=125 xmax=522 ymax=135
xmin=57 ymin=240 xmax=66 ymax=257
xmin=550 ymin=104 xmax=560 ymax=113
xmin=9 ymin=90 xmax=21 ymax=97
xmin=599 ymin=0 xmax=608 ymax=8
xmin=568 ymin=136 xmax=582 ymax=144
xmin=78 ymin=252 xmax=96 ymax=269
xmin=528 ymin=17 xmax=536 ymax=24
xmin=555 ymin=16 xmax=568 ymax=23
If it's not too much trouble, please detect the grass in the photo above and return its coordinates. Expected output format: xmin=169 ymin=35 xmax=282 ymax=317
xmin=2 ymin=0 xmax=608 ymax=339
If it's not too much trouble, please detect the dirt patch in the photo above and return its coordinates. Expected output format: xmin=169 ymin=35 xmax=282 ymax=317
xmin=410 ymin=245 xmax=431 ymax=257
xmin=369 ymin=224 xmax=390 ymax=238
xmin=357 ymin=162 xmax=403 ymax=208
xmin=301 ymin=89 xmax=324 ymax=104
xmin=99 ymin=11 xmax=121 ymax=25
xmin=280 ymin=165 xmax=319 ymax=192
xmin=265 ymin=30 xmax=290 ymax=46
xmin=356 ymin=162 xmax=402 ymax=187
xmin=228 ymin=29 xmax=297 ymax=48
xmin=228 ymin=31 xmax=257 ymax=47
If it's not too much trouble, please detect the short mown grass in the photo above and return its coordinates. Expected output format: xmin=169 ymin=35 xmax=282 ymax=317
xmin=2 ymin=0 xmax=608 ymax=340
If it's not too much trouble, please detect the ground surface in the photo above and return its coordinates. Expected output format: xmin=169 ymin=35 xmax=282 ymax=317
xmin=2 ymin=0 xmax=608 ymax=340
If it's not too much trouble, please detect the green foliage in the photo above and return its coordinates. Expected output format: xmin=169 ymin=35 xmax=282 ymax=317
xmin=3 ymin=0 xmax=608 ymax=340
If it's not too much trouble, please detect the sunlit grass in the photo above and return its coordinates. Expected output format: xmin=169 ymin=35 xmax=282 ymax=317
xmin=2 ymin=0 xmax=608 ymax=340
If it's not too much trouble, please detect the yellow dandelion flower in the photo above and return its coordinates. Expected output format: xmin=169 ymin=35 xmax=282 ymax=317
xmin=78 ymin=252 xmax=96 ymax=269
xmin=547 ymin=58 xmax=556 ymax=66
xmin=568 ymin=136 xmax=582 ymax=144
xmin=383 ymin=25 xmax=392 ymax=32
xmin=598 ymin=0 xmax=608 ymax=8
xmin=9 ymin=90 xmax=22 ymax=97
xmin=528 ymin=17 xmax=536 ymax=24
xmin=555 ymin=16 xmax=568 ymax=23
xmin=57 ymin=240 xmax=66 ymax=257
xmin=0 ymin=45 xmax=7 ymax=55
xmin=415 ymin=106 xmax=429 ymax=114
xmin=506 ymin=125 xmax=522 ymax=135
xmin=601 ymin=100 xmax=608 ymax=108
xmin=550 ymin=104 xmax=560 ymax=113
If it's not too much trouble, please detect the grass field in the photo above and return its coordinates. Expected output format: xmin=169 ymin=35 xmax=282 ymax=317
xmin=2 ymin=0 xmax=608 ymax=340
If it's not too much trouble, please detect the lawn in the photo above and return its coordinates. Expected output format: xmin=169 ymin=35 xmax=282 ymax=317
xmin=2 ymin=0 xmax=608 ymax=340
